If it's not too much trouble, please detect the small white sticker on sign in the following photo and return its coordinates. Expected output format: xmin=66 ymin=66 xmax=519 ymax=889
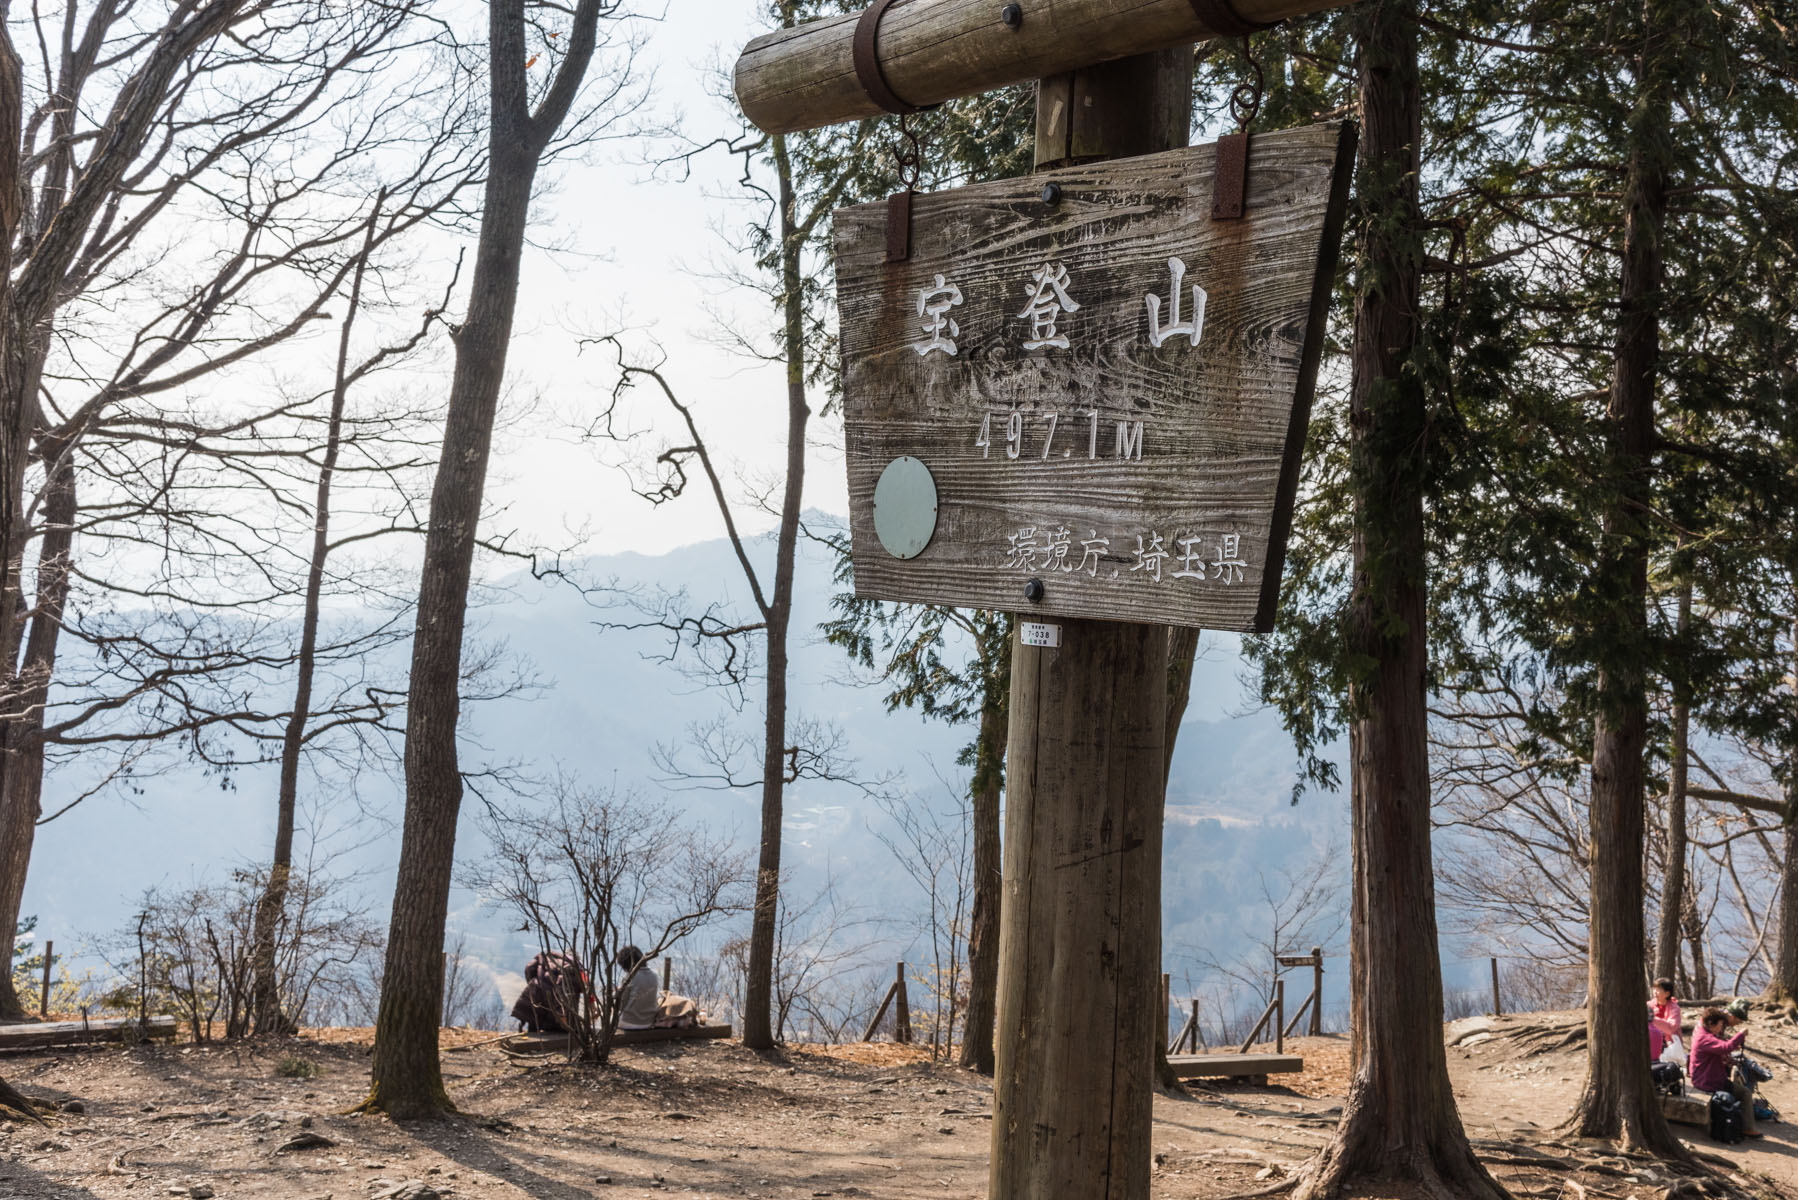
xmin=1020 ymin=621 xmax=1062 ymax=649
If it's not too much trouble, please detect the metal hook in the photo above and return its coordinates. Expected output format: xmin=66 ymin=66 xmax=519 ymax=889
xmin=1228 ymin=35 xmax=1265 ymax=133
xmin=889 ymin=110 xmax=925 ymax=193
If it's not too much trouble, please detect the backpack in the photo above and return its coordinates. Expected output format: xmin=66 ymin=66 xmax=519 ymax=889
xmin=1710 ymin=1089 xmax=1746 ymax=1144
xmin=509 ymin=952 xmax=591 ymax=1033
xmin=1735 ymin=1052 xmax=1774 ymax=1084
xmin=1650 ymin=1061 xmax=1683 ymax=1096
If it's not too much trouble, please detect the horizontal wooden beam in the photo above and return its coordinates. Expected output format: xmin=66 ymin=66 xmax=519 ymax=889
xmin=0 ymin=1015 xmax=177 ymax=1052
xmin=1167 ymin=1052 xmax=1303 ymax=1077
xmin=501 ymin=1024 xmax=733 ymax=1055
xmin=734 ymin=0 xmax=1344 ymax=135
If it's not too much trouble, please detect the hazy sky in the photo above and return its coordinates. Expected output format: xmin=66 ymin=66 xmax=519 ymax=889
xmin=484 ymin=0 xmax=848 ymax=562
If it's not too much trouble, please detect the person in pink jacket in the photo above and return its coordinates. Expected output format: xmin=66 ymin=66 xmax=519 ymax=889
xmin=1690 ymin=1007 xmax=1758 ymax=1135
xmin=1648 ymin=977 xmax=1682 ymax=1062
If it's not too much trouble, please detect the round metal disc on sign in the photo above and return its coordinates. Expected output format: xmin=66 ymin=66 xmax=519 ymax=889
xmin=872 ymin=456 xmax=938 ymax=560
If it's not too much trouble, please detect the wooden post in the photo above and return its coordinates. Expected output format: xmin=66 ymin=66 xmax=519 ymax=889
xmin=894 ymin=962 xmax=912 ymax=1045
xmin=862 ymin=980 xmax=900 ymax=1042
xmin=991 ymin=162 xmax=1187 ymax=1161
xmin=733 ymin=0 xmax=1344 ymax=134
xmin=1191 ymin=994 xmax=1203 ymax=1052
xmin=1310 ymin=946 xmax=1323 ymax=1036
xmin=662 ymin=957 xmax=672 ymax=992
xmin=1491 ymin=957 xmax=1502 ymax=1017
xmin=40 ymin=939 xmax=52 ymax=1019
xmin=992 ymin=616 xmax=1169 ymax=1199
xmin=1274 ymin=978 xmax=1285 ymax=1054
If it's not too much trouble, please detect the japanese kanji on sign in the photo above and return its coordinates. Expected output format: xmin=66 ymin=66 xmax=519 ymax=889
xmin=834 ymin=122 xmax=1354 ymax=631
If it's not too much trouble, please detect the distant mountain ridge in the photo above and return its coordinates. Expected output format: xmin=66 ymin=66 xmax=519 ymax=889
xmin=24 ymin=520 xmax=1378 ymax=1025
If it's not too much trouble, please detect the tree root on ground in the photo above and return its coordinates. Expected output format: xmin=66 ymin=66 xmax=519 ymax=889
xmin=0 ymin=1074 xmax=47 ymax=1125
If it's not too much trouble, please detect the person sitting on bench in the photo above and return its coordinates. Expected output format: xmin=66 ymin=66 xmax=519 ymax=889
xmin=1648 ymin=977 xmax=1682 ymax=1063
xmin=1691 ymin=1006 xmax=1759 ymax=1137
xmin=615 ymin=945 xmax=660 ymax=1031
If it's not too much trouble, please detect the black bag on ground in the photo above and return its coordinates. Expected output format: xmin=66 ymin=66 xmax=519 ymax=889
xmin=1709 ymin=1089 xmax=1746 ymax=1144
xmin=1650 ymin=1061 xmax=1683 ymax=1096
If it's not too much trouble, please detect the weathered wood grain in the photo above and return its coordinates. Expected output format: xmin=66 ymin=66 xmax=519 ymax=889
xmin=835 ymin=121 xmax=1353 ymax=631
xmin=499 ymin=1024 xmax=733 ymax=1055
xmin=1167 ymin=1052 xmax=1305 ymax=1078
xmin=0 ymin=1015 xmax=177 ymax=1053
xmin=992 ymin=617 xmax=1167 ymax=1199
xmin=734 ymin=0 xmax=1346 ymax=135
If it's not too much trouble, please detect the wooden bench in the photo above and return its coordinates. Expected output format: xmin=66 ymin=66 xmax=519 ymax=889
xmin=0 ymin=1015 xmax=178 ymax=1053
xmin=1168 ymin=1053 xmax=1304 ymax=1086
xmin=502 ymin=1024 xmax=732 ymax=1055
xmin=1660 ymin=1090 xmax=1711 ymax=1128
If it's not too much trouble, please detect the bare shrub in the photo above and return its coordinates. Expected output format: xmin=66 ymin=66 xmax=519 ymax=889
xmin=470 ymin=777 xmax=752 ymax=1063
xmin=1498 ymin=957 xmax=1588 ymax=1013
xmin=712 ymin=869 xmax=892 ymax=1045
xmin=874 ymin=786 xmax=974 ymax=1058
xmin=108 ymin=866 xmax=379 ymax=1040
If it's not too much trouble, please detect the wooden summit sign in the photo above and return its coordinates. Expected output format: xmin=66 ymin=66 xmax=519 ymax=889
xmin=835 ymin=121 xmax=1354 ymax=632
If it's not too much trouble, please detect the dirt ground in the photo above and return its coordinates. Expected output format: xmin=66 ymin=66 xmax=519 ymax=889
xmin=1 ymin=1013 xmax=1795 ymax=1200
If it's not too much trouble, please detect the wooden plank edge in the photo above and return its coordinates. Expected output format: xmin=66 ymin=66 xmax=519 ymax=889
xmin=1167 ymin=1054 xmax=1304 ymax=1076
xmin=1253 ymin=118 xmax=1357 ymax=634
xmin=508 ymin=1024 xmax=734 ymax=1051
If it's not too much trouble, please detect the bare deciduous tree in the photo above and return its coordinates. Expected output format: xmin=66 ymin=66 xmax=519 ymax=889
xmin=469 ymin=777 xmax=750 ymax=1062
xmin=367 ymin=0 xmax=647 ymax=1118
xmin=0 ymin=0 xmax=473 ymax=1020
xmin=872 ymin=784 xmax=973 ymax=1059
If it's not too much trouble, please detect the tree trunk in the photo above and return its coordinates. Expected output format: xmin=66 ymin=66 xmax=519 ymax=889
xmin=0 ymin=0 xmax=246 ymax=1020
xmin=1292 ymin=3 xmax=1503 ymax=1196
xmin=1680 ymin=886 xmax=1709 ymax=1000
xmin=958 ymin=633 xmax=1008 ymax=1074
xmin=251 ymin=205 xmax=380 ymax=1038
xmin=1567 ymin=0 xmax=1681 ymax=1155
xmin=1654 ymin=583 xmax=1691 ymax=986
xmin=0 ymin=432 xmax=71 ymax=1022
xmin=1768 ymin=600 xmax=1798 ymax=1007
xmin=740 ymin=127 xmax=810 ymax=1053
xmin=365 ymin=0 xmax=608 ymax=1117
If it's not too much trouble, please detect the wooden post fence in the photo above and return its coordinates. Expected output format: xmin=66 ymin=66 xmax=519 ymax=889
xmin=1236 ymin=983 xmax=1286 ymax=1054
xmin=40 ymin=939 xmax=52 ymax=1019
xmin=1310 ymin=946 xmax=1323 ymax=1035
xmin=893 ymin=962 xmax=912 ymax=1044
xmin=1274 ymin=978 xmax=1285 ymax=1055
xmin=1275 ymin=947 xmax=1326 ymax=1037
xmin=862 ymin=962 xmax=914 ymax=1044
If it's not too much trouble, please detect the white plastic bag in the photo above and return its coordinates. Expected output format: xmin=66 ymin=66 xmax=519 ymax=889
xmin=1659 ymin=1038 xmax=1687 ymax=1068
